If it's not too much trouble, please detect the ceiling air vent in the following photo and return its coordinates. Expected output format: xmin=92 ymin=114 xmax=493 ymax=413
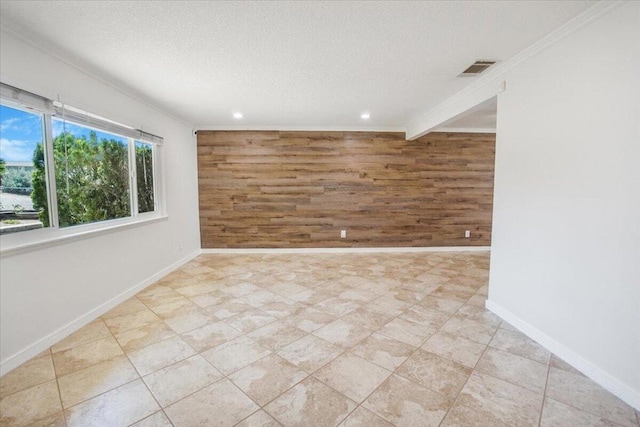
xmin=458 ymin=60 xmax=496 ymax=77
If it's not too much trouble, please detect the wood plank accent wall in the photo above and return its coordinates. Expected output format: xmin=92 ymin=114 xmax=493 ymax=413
xmin=197 ymin=131 xmax=495 ymax=248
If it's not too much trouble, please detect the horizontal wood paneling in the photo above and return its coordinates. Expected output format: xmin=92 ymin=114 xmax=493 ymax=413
xmin=197 ymin=131 xmax=495 ymax=248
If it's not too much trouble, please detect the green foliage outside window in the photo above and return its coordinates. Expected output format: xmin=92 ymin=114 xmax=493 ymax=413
xmin=2 ymin=167 xmax=33 ymax=195
xmin=136 ymin=143 xmax=154 ymax=213
xmin=0 ymin=158 xmax=6 ymax=185
xmin=31 ymin=142 xmax=48 ymax=223
xmin=32 ymin=131 xmax=135 ymax=227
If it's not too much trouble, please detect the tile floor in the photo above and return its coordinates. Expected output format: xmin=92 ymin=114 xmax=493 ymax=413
xmin=1 ymin=252 xmax=638 ymax=427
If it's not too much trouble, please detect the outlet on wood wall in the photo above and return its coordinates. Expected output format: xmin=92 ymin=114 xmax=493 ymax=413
xmin=197 ymin=131 xmax=495 ymax=248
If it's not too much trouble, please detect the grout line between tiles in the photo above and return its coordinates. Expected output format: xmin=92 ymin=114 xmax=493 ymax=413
xmin=42 ymin=345 xmax=69 ymax=427
xmin=101 ymin=312 xmax=169 ymax=425
xmin=232 ymin=408 xmax=284 ymax=427
xmin=540 ymin=383 xmax=633 ymax=427
xmin=1 ymin=254 xmax=522 ymax=427
xmin=0 ymin=374 xmax=59 ymax=401
xmin=160 ymin=409 xmax=176 ymax=427
xmin=537 ymin=357 xmax=553 ymax=427
xmin=237 ymin=288 xmax=421 ymax=425
xmin=54 ymin=373 xmax=68 ymax=426
xmin=50 ymin=334 xmax=143 ymax=417
xmin=435 ymin=310 xmax=507 ymax=426
xmin=61 ymin=375 xmax=141 ymax=413
xmin=311 ymin=289 xmax=457 ymax=425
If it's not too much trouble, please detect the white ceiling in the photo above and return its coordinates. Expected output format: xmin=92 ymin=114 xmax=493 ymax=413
xmin=437 ymin=97 xmax=498 ymax=131
xmin=0 ymin=1 xmax=595 ymax=130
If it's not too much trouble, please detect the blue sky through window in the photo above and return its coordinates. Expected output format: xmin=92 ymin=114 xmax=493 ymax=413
xmin=0 ymin=104 xmax=129 ymax=164
xmin=51 ymin=119 xmax=128 ymax=146
xmin=0 ymin=104 xmax=43 ymax=162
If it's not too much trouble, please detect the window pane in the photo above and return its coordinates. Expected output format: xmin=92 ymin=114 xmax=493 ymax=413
xmin=52 ymin=119 xmax=130 ymax=227
xmin=135 ymin=141 xmax=154 ymax=213
xmin=0 ymin=104 xmax=49 ymax=234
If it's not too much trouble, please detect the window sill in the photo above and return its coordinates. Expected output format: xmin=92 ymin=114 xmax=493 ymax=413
xmin=0 ymin=214 xmax=168 ymax=257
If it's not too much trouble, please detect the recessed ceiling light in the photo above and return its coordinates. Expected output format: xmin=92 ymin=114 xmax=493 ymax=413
xmin=361 ymin=113 xmax=370 ymax=120
xmin=233 ymin=112 xmax=243 ymax=119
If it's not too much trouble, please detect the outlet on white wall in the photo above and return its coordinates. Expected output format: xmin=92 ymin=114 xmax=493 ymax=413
xmin=340 ymin=230 xmax=347 ymax=238
xmin=465 ymin=230 xmax=471 ymax=238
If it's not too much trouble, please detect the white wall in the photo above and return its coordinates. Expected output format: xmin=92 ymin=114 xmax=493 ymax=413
xmin=488 ymin=1 xmax=640 ymax=408
xmin=0 ymin=30 xmax=201 ymax=373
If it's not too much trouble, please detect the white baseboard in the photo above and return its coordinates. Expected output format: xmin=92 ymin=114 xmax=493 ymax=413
xmin=201 ymin=246 xmax=490 ymax=255
xmin=0 ymin=248 xmax=202 ymax=377
xmin=486 ymin=300 xmax=640 ymax=411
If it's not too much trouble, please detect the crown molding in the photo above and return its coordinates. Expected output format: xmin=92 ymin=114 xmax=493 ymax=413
xmin=195 ymin=125 xmax=406 ymax=133
xmin=405 ymin=0 xmax=624 ymax=140
xmin=1 ymin=1 xmax=622 ymax=137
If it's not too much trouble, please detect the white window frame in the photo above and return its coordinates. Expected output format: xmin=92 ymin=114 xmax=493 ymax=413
xmin=0 ymin=83 xmax=166 ymax=256
xmin=131 ymin=139 xmax=160 ymax=216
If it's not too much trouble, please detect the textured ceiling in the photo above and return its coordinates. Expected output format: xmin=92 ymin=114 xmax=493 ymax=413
xmin=0 ymin=1 xmax=595 ymax=129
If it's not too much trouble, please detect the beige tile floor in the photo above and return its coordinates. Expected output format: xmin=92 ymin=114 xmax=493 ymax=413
xmin=1 ymin=252 xmax=639 ymax=427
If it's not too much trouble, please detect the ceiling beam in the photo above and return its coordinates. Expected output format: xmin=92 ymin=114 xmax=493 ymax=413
xmin=406 ymin=81 xmax=504 ymax=140
xmin=404 ymin=0 xmax=622 ymax=140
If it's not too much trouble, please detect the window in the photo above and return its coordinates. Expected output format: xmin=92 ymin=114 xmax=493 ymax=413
xmin=52 ymin=119 xmax=131 ymax=227
xmin=0 ymin=82 xmax=163 ymax=245
xmin=135 ymin=141 xmax=155 ymax=214
xmin=0 ymin=104 xmax=51 ymax=233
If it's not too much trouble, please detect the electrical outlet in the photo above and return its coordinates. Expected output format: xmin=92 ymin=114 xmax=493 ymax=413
xmin=340 ymin=230 xmax=347 ymax=238
xmin=465 ymin=230 xmax=471 ymax=238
